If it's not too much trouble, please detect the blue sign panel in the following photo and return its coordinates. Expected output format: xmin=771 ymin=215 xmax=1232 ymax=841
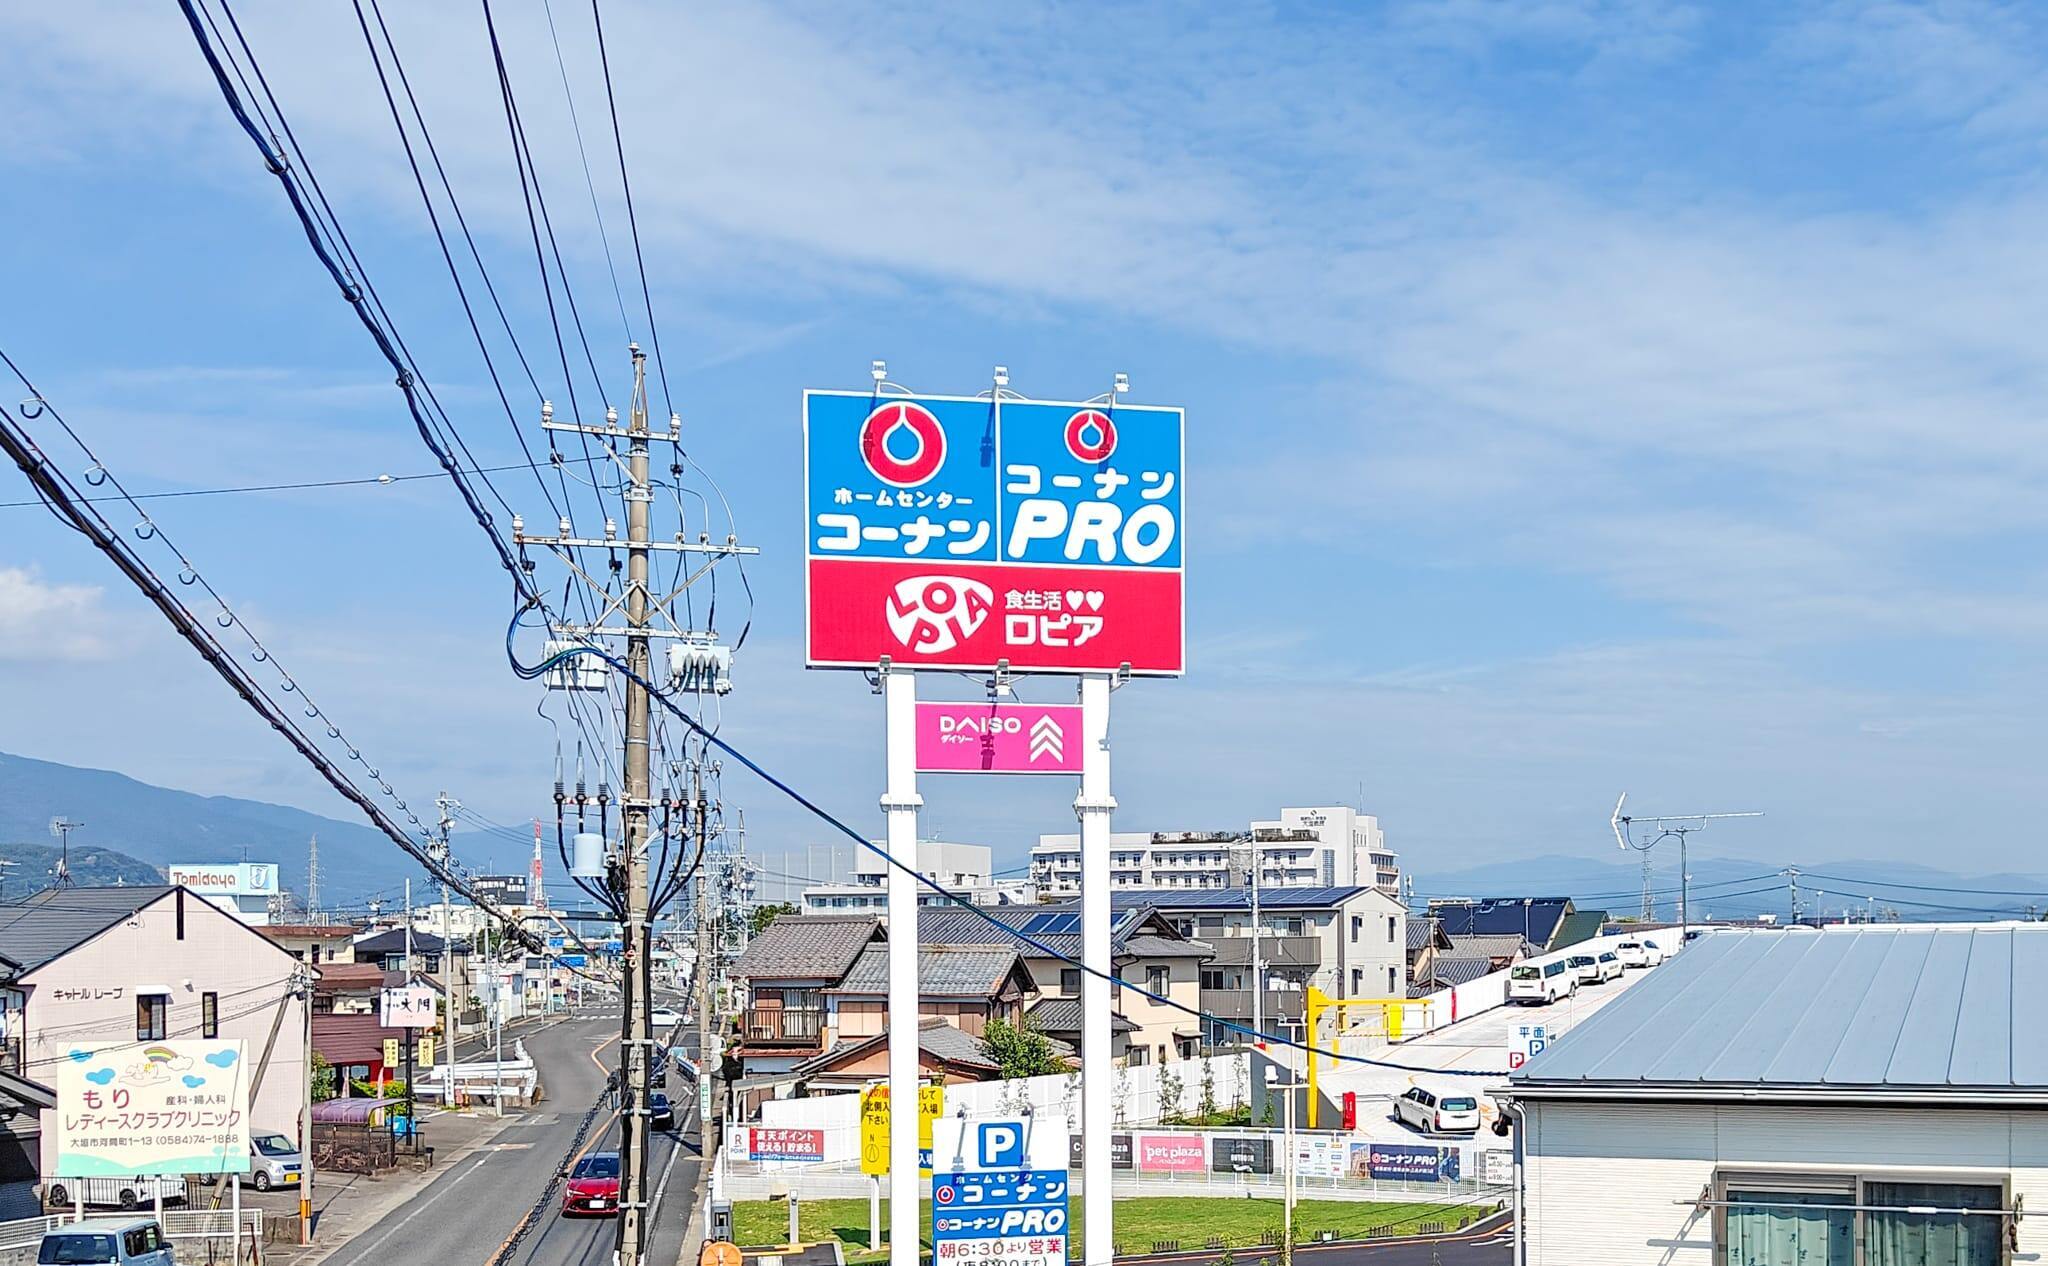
xmin=1360 ymin=1142 xmax=1461 ymax=1183
xmin=931 ymin=1169 xmax=1069 ymax=1266
xmin=554 ymin=954 xmax=587 ymax=968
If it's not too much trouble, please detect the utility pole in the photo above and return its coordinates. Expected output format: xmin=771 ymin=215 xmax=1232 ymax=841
xmin=693 ymin=762 xmax=714 ymax=1156
xmin=402 ymin=878 xmax=415 ymax=1136
xmin=1783 ymin=867 xmax=1803 ymax=924
xmin=509 ymin=345 xmax=756 ymax=1266
xmin=435 ymin=792 xmax=460 ymax=1106
xmin=48 ymin=817 xmax=81 ymax=888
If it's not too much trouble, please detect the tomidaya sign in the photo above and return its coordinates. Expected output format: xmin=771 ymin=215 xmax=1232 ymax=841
xmin=803 ymin=390 xmax=1184 ymax=675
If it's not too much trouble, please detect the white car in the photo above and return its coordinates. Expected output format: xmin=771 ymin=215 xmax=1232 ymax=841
xmin=1638 ymin=936 xmax=1671 ymax=964
xmin=1614 ymin=940 xmax=1653 ymax=968
xmin=1393 ymin=1087 xmax=1481 ymax=1135
xmin=650 ymin=1007 xmax=683 ymax=1029
xmin=1568 ymin=952 xmax=1622 ymax=984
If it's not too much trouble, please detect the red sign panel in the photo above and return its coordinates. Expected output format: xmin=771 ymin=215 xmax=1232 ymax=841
xmin=1134 ymin=1134 xmax=1207 ymax=1173
xmin=748 ymin=1127 xmax=825 ymax=1162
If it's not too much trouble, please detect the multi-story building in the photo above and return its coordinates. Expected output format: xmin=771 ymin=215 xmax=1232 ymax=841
xmin=1133 ymin=886 xmax=1409 ymax=1045
xmin=1031 ymin=806 xmax=1401 ymax=898
xmin=800 ymin=841 xmax=1034 ymax=916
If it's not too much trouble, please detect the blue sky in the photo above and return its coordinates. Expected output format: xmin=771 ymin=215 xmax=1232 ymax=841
xmin=4 ymin=0 xmax=2048 ymax=888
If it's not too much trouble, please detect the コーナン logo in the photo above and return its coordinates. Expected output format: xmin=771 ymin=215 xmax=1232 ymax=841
xmin=859 ymin=401 xmax=947 ymax=487
xmin=885 ymin=576 xmax=992 ymax=655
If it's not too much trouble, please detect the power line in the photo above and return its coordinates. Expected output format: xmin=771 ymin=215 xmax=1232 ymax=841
xmin=0 ymin=461 xmax=546 ymax=509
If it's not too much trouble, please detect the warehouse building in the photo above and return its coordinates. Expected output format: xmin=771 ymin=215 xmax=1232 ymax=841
xmin=1500 ymin=923 xmax=2045 ymax=1266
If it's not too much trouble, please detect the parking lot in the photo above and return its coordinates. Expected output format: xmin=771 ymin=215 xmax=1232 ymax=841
xmin=1310 ymin=950 xmax=1670 ymax=1144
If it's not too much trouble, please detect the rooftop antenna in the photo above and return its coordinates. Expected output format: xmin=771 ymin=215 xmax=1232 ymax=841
xmin=1611 ymin=794 xmax=1763 ymax=941
xmin=48 ymin=817 xmax=81 ymax=888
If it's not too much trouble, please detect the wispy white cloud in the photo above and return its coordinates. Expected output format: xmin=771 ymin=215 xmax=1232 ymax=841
xmin=0 ymin=567 xmax=124 ymax=660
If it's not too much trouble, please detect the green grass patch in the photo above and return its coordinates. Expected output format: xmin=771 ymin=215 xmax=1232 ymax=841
xmin=732 ymin=1194 xmax=1487 ymax=1262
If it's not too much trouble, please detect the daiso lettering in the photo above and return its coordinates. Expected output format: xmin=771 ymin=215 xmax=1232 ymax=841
xmin=938 ymin=715 xmax=1022 ymax=738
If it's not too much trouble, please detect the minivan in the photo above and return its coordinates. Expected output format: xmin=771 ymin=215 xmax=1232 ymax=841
xmin=1393 ymin=1087 xmax=1481 ymax=1134
xmin=37 ymin=1219 xmax=174 ymax=1266
xmin=1508 ymin=959 xmax=1576 ymax=1004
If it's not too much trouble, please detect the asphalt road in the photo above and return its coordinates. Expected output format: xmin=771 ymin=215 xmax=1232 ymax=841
xmin=321 ymin=1008 xmax=705 ymax=1266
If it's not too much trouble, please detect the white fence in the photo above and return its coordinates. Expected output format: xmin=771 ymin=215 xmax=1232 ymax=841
xmin=416 ymin=1039 xmax=539 ymax=1104
xmin=745 ymin=1053 xmax=1253 ymax=1168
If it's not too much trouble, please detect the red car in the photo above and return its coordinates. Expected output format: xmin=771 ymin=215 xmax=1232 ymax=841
xmin=561 ymin=1152 xmax=621 ymax=1216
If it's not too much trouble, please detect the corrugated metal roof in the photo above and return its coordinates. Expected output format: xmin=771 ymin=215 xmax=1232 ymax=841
xmin=1423 ymin=955 xmax=1495 ymax=987
xmin=1430 ymin=899 xmax=1571 ymax=944
xmin=1406 ymin=917 xmax=1445 ymax=953
xmin=1119 ymin=933 xmax=1213 ymax=960
xmin=1513 ymin=925 xmax=2048 ymax=1092
xmin=829 ymin=944 xmax=1025 ymax=996
xmin=0 ymin=886 xmax=174 ymax=971
xmin=731 ymin=915 xmax=882 ymax=981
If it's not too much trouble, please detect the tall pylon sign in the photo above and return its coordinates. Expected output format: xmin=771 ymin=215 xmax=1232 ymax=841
xmin=804 ymin=365 xmax=1186 ymax=1266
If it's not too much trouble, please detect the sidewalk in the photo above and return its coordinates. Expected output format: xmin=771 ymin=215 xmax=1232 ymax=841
xmin=251 ymin=1012 xmax=568 ymax=1266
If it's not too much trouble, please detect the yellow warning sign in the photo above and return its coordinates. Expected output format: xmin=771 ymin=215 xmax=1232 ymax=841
xmin=859 ymin=1084 xmax=943 ymax=1176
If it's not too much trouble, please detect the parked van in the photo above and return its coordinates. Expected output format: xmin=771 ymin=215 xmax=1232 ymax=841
xmin=1393 ymin=1087 xmax=1482 ymax=1134
xmin=1615 ymin=940 xmax=1652 ymax=968
xmin=44 ymin=1177 xmax=186 ymax=1213
xmin=36 ymin=1218 xmax=174 ymax=1266
xmin=1508 ymin=958 xmax=1576 ymax=1004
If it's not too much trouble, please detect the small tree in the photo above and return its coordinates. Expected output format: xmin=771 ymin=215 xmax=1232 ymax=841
xmin=981 ymin=1016 xmax=1066 ymax=1080
xmin=749 ymin=902 xmax=798 ymax=937
xmin=1158 ymin=1067 xmax=1184 ymax=1124
xmin=310 ymin=1052 xmax=336 ymax=1103
xmin=1198 ymin=1058 xmax=1218 ymax=1120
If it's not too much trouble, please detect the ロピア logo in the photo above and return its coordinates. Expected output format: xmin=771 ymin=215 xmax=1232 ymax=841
xmin=860 ymin=401 xmax=947 ymax=487
xmin=885 ymin=576 xmax=992 ymax=655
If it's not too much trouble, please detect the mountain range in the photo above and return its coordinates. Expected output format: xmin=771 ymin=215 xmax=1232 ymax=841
xmin=0 ymin=750 xmax=534 ymax=907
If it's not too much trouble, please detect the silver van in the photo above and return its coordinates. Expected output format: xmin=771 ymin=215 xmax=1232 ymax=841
xmin=36 ymin=1218 xmax=175 ymax=1266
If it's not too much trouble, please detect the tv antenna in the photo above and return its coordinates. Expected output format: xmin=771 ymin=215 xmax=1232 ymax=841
xmin=48 ymin=817 xmax=82 ymax=888
xmin=1610 ymin=794 xmax=1762 ymax=940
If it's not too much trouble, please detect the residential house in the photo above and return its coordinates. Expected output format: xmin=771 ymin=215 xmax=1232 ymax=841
xmin=729 ymin=916 xmax=885 ymax=1078
xmin=352 ymin=927 xmax=452 ymax=973
xmin=259 ymin=923 xmax=358 ymax=967
xmin=1502 ymin=924 xmax=2048 ymax=1266
xmin=1131 ymin=886 xmax=1408 ymax=1045
xmin=825 ymin=943 xmax=1035 ymax=1044
xmin=0 ymin=886 xmax=308 ymax=1183
xmin=1549 ymin=908 xmax=1609 ymax=951
xmin=918 ymin=901 xmax=1214 ymax=1066
xmin=1406 ymin=916 xmax=1452 ymax=988
xmin=790 ymin=1016 xmax=1007 ymax=1094
xmin=1425 ymin=897 xmax=1575 ymax=952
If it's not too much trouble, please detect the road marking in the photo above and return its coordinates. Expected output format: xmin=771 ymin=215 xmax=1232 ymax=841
xmin=328 ymin=1151 xmax=489 ymax=1265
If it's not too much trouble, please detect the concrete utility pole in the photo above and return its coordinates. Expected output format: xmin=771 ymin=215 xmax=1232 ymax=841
xmin=508 ymin=344 xmax=757 ymax=1266
xmin=693 ymin=763 xmax=715 ymax=1153
xmin=435 ymin=792 xmax=460 ymax=1107
xmin=617 ymin=348 xmax=656 ymax=1266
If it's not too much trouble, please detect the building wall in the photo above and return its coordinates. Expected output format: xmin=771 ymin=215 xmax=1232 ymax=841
xmin=25 ymin=893 xmax=308 ymax=1175
xmin=1523 ymin=1100 xmax=2048 ymax=1266
xmin=1115 ymin=957 xmax=1204 ymax=1066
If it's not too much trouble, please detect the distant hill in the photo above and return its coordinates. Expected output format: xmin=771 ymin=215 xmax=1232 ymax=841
xmin=0 ymin=841 xmax=163 ymax=897
xmin=1413 ymin=852 xmax=2048 ymax=923
xmin=0 ymin=750 xmax=516 ymax=905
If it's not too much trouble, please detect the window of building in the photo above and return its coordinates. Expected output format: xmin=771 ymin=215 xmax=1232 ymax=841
xmin=1350 ymin=916 xmax=1362 ymax=943
xmin=1060 ymin=969 xmax=1081 ymax=995
xmin=136 ymin=993 xmax=168 ymax=1041
xmin=202 ymin=991 xmax=219 ymax=1039
xmin=1200 ymin=970 xmax=1226 ymax=991
xmin=1146 ymin=966 xmax=1169 ymax=994
xmin=1716 ymin=1173 xmax=2004 ymax=1266
xmin=1387 ymin=916 xmax=1397 ymax=943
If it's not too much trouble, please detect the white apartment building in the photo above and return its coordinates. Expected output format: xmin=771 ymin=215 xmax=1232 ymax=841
xmin=800 ymin=841 xmax=1033 ymax=916
xmin=1031 ymin=806 xmax=1400 ymax=898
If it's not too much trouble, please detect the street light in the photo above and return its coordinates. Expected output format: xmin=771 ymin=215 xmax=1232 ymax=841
xmin=1264 ymin=1065 xmax=1298 ymax=1266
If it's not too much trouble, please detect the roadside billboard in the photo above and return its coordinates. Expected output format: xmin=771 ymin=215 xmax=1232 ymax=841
xmin=166 ymin=864 xmax=277 ymax=896
xmin=860 ymin=1083 xmax=942 ymax=1175
xmin=804 ymin=390 xmax=1185 ymax=675
xmin=379 ymin=985 xmax=435 ymax=1029
xmin=1209 ymin=1135 xmax=1275 ymax=1174
xmin=748 ymin=1127 xmax=825 ymax=1162
xmin=1134 ymin=1134 xmax=1206 ymax=1173
xmin=1353 ymin=1142 xmax=1462 ymax=1183
xmin=930 ymin=1116 xmax=1069 ymax=1266
xmin=914 ymin=702 xmax=1082 ymax=775
xmin=53 ymin=1039 xmax=250 ymax=1177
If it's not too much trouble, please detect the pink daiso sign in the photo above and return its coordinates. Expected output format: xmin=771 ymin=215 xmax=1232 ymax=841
xmin=1135 ymin=1135 xmax=1206 ymax=1173
xmin=914 ymin=702 xmax=1083 ymax=775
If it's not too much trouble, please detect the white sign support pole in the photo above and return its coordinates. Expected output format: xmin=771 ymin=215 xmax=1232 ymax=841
xmin=882 ymin=666 xmax=923 ymax=1266
xmin=1077 ymin=672 xmax=1116 ymax=1266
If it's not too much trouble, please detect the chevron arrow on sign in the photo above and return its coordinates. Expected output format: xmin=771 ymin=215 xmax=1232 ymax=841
xmin=1029 ymin=714 xmax=1065 ymax=763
